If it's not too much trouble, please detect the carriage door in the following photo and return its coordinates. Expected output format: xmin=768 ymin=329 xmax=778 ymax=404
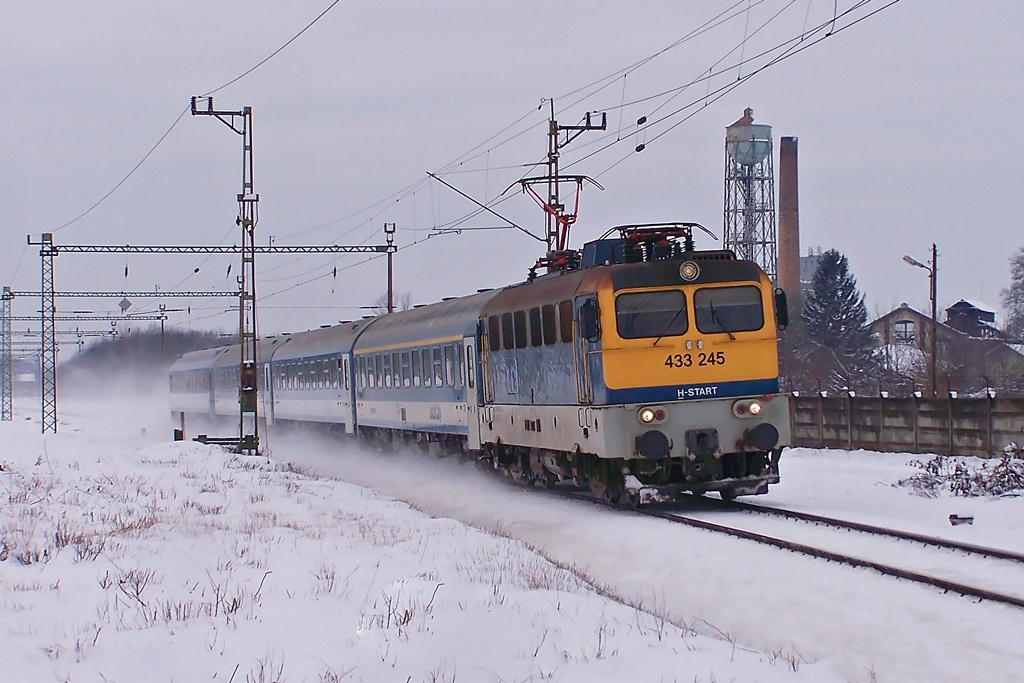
xmin=463 ymin=337 xmax=482 ymax=450
xmin=263 ymin=363 xmax=274 ymax=425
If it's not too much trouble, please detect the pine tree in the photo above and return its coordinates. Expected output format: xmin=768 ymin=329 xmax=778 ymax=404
xmin=1000 ymin=247 xmax=1024 ymax=341
xmin=801 ymin=249 xmax=876 ymax=370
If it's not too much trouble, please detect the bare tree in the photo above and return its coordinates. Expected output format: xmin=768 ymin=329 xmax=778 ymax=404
xmin=369 ymin=291 xmax=413 ymax=315
xmin=1000 ymin=246 xmax=1024 ymax=341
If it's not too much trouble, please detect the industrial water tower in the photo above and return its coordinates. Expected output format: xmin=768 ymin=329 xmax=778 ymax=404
xmin=724 ymin=108 xmax=777 ymax=283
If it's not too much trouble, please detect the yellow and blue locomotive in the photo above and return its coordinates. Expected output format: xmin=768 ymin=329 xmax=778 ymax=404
xmin=170 ymin=223 xmax=789 ymax=503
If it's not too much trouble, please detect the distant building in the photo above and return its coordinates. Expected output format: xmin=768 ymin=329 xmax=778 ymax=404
xmin=799 ymin=247 xmax=823 ymax=294
xmin=944 ymin=299 xmax=1005 ymax=340
xmin=870 ymin=303 xmax=1024 ymax=392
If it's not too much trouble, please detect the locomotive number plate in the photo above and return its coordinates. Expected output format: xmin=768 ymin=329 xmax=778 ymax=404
xmin=664 ymin=351 xmax=726 ymax=368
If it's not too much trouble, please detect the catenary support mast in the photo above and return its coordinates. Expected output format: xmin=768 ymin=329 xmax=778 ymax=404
xmin=191 ymin=97 xmax=260 ymax=453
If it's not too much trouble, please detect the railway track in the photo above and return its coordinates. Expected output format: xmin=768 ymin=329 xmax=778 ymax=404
xmin=557 ymin=489 xmax=1024 ymax=610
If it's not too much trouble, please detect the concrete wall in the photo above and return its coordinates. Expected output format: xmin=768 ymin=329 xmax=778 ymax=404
xmin=789 ymin=394 xmax=1024 ymax=457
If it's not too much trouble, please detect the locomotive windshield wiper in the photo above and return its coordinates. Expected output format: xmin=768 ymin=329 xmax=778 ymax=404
xmin=652 ymin=306 xmax=686 ymax=347
xmin=709 ymin=300 xmax=736 ymax=340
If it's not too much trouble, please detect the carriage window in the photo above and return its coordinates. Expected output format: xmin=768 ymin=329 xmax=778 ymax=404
xmin=343 ymin=358 xmax=350 ymax=390
xmin=413 ymin=349 xmax=423 ymax=387
xmin=401 ymin=350 xmax=411 ymax=387
xmin=541 ymin=304 xmax=557 ymax=345
xmin=466 ymin=344 xmax=475 ymax=388
xmin=558 ymin=300 xmax=574 ymax=343
xmin=444 ymin=345 xmax=454 ymax=386
xmin=391 ymin=351 xmax=400 ymax=388
xmin=487 ymin=316 xmax=500 ymax=352
xmin=318 ymin=360 xmax=326 ymax=389
xmin=514 ymin=311 xmax=528 ymax=349
xmin=616 ymin=290 xmax=687 ymax=339
xmin=383 ymin=353 xmax=392 ymax=388
xmin=529 ymin=308 xmax=542 ymax=347
xmin=433 ymin=346 xmax=444 ymax=386
xmin=358 ymin=357 xmax=366 ymax=389
xmin=454 ymin=343 xmax=463 ymax=387
xmin=694 ymin=286 xmax=764 ymax=334
xmin=501 ymin=312 xmax=514 ymax=350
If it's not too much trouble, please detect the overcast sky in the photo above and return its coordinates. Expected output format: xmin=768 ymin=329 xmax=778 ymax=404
xmin=2 ymin=1 xmax=1021 ymax=336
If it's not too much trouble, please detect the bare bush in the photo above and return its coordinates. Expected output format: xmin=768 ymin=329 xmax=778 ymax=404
xmin=896 ymin=454 xmax=1024 ymax=497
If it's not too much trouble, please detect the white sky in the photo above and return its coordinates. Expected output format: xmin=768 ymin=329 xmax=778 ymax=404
xmin=2 ymin=1 xmax=1022 ymax=335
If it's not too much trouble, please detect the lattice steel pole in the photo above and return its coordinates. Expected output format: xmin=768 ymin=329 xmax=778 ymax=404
xmin=2 ymin=286 xmax=13 ymax=421
xmin=28 ymin=234 xmax=59 ymax=433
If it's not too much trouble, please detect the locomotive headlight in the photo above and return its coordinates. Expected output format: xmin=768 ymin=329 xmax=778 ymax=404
xmin=637 ymin=406 xmax=667 ymax=425
xmin=732 ymin=399 xmax=764 ymax=419
xmin=678 ymin=261 xmax=700 ymax=282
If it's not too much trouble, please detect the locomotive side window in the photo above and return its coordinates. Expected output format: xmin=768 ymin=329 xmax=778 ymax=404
xmin=558 ymin=300 xmax=574 ymax=343
xmin=616 ymin=290 xmax=687 ymax=339
xmin=487 ymin=316 xmax=500 ymax=352
xmin=693 ymin=286 xmax=764 ymax=334
xmin=501 ymin=312 xmax=514 ymax=350
xmin=541 ymin=304 xmax=557 ymax=345
xmin=529 ymin=308 xmax=542 ymax=347
xmin=513 ymin=311 xmax=527 ymax=349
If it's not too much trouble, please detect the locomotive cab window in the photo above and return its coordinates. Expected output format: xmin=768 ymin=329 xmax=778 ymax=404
xmin=487 ymin=316 xmax=500 ymax=352
xmin=541 ymin=304 xmax=557 ymax=345
xmin=693 ymin=286 xmax=764 ymax=334
xmin=501 ymin=312 xmax=514 ymax=350
xmin=616 ymin=290 xmax=687 ymax=339
xmin=558 ymin=300 xmax=573 ymax=343
xmin=529 ymin=307 xmax=542 ymax=347
xmin=513 ymin=310 xmax=528 ymax=349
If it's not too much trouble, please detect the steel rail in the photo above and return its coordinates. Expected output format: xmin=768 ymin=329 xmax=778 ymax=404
xmin=556 ymin=490 xmax=1024 ymax=610
xmin=717 ymin=498 xmax=1024 ymax=564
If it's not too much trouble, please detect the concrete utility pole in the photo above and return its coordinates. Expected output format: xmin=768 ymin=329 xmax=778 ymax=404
xmin=903 ymin=244 xmax=939 ymax=396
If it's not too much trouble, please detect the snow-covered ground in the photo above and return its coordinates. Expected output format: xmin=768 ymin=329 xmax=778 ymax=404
xmin=2 ymin=389 xmax=1023 ymax=682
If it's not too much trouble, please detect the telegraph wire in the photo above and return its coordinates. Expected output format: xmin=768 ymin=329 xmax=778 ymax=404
xmin=47 ymin=0 xmax=343 ymax=236
xmin=200 ymin=0 xmax=342 ymax=97
xmin=51 ymin=105 xmax=190 ymax=234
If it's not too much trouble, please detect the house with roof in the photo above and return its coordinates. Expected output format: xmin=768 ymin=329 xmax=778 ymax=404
xmin=870 ymin=303 xmax=1024 ymax=393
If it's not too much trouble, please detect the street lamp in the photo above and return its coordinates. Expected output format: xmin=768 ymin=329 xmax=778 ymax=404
xmin=902 ymin=244 xmax=938 ymax=396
